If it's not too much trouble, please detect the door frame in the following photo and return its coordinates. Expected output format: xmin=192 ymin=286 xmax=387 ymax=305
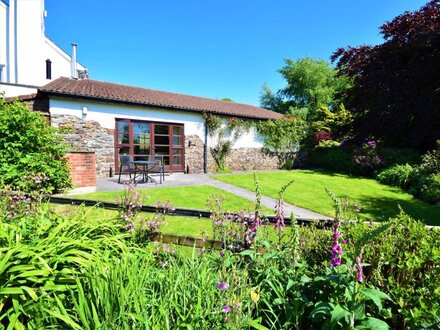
xmin=114 ymin=118 xmax=185 ymax=173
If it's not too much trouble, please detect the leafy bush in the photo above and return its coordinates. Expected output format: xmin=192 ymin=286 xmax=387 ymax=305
xmin=353 ymin=140 xmax=384 ymax=175
xmin=376 ymin=164 xmax=415 ymax=188
xmin=411 ymin=172 xmax=440 ymax=205
xmin=1 ymin=185 xmax=439 ymax=329
xmin=308 ymin=145 xmax=356 ymax=174
xmin=419 ymin=140 xmax=440 ymax=174
xmin=378 ymin=147 xmax=420 ymax=167
xmin=257 ymin=116 xmax=310 ymax=168
xmin=0 ymin=99 xmax=71 ymax=193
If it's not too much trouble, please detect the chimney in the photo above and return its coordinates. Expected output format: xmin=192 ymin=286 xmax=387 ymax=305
xmin=71 ymin=43 xmax=78 ymax=79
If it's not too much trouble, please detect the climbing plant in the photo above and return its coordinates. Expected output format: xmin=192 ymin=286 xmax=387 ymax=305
xmin=203 ymin=113 xmax=252 ymax=172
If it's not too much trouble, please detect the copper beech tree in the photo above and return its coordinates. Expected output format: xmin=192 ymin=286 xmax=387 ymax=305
xmin=332 ymin=0 xmax=440 ymax=151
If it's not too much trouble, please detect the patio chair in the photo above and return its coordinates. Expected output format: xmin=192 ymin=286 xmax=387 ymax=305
xmin=148 ymin=154 xmax=165 ymax=184
xmin=118 ymin=154 xmax=135 ymax=183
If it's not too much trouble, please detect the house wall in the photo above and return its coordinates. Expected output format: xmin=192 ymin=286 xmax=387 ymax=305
xmin=0 ymin=1 xmax=6 ymax=83
xmin=49 ymin=97 xmax=278 ymax=176
xmin=0 ymin=0 xmax=86 ymax=96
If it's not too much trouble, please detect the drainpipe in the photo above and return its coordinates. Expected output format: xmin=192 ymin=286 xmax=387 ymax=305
xmin=204 ymin=122 xmax=208 ymax=174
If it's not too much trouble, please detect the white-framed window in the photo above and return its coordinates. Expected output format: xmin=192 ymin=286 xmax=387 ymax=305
xmin=0 ymin=64 xmax=4 ymax=83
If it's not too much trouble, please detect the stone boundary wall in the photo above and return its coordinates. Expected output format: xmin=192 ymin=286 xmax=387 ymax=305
xmin=226 ymin=148 xmax=278 ymax=172
xmin=51 ymin=114 xmax=114 ymax=177
xmin=184 ymin=134 xmax=278 ymax=173
xmin=65 ymin=152 xmax=97 ymax=187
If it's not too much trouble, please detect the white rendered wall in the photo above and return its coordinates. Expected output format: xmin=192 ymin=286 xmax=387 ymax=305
xmin=0 ymin=83 xmax=37 ymax=96
xmin=49 ymin=98 xmax=206 ymax=139
xmin=15 ymin=0 xmax=46 ymax=86
xmin=207 ymin=119 xmax=264 ymax=149
xmin=49 ymin=98 xmax=265 ymax=149
xmin=0 ymin=1 xmax=6 ymax=83
xmin=0 ymin=0 xmax=86 ymax=96
xmin=44 ymin=38 xmax=85 ymax=83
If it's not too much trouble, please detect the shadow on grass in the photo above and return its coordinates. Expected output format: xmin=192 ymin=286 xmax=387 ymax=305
xmin=354 ymin=195 xmax=440 ymax=226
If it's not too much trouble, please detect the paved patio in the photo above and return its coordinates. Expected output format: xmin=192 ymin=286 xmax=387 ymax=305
xmin=97 ymin=173 xmax=331 ymax=220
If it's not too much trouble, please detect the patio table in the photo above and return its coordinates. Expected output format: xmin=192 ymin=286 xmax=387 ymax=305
xmin=129 ymin=160 xmax=162 ymax=184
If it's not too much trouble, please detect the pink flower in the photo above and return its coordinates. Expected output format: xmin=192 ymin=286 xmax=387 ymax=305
xmin=222 ymin=305 xmax=231 ymax=313
xmin=216 ymin=281 xmax=229 ymax=291
xmin=356 ymin=256 xmax=363 ymax=283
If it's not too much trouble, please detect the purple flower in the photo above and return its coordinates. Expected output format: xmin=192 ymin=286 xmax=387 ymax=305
xmin=330 ymin=223 xmax=343 ymax=267
xmin=356 ymin=256 xmax=363 ymax=283
xmin=126 ymin=222 xmax=135 ymax=232
xmin=219 ymin=250 xmax=225 ymax=257
xmin=222 ymin=305 xmax=231 ymax=313
xmin=217 ymin=281 xmax=229 ymax=291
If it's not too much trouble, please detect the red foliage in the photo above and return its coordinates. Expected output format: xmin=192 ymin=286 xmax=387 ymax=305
xmin=314 ymin=131 xmax=333 ymax=143
xmin=331 ymin=1 xmax=440 ymax=151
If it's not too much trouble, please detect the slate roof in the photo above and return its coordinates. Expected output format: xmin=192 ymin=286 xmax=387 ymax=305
xmin=39 ymin=77 xmax=282 ymax=120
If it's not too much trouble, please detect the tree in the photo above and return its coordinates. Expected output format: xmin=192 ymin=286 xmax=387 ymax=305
xmin=260 ymin=58 xmax=350 ymax=119
xmin=332 ymin=1 xmax=440 ymax=151
xmin=257 ymin=116 xmax=309 ymax=168
xmin=0 ymin=99 xmax=71 ymax=193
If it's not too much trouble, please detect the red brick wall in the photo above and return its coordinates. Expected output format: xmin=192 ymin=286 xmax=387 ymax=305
xmin=66 ymin=152 xmax=97 ymax=187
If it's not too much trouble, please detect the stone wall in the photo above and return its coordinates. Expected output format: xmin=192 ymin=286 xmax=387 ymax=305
xmin=51 ymin=114 xmax=114 ymax=177
xmin=226 ymin=148 xmax=278 ymax=172
xmin=65 ymin=152 xmax=97 ymax=187
xmin=184 ymin=134 xmax=205 ymax=174
xmin=184 ymin=133 xmax=278 ymax=173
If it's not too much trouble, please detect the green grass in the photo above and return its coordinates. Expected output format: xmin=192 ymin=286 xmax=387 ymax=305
xmin=53 ymin=204 xmax=213 ymax=238
xmin=212 ymin=170 xmax=440 ymax=226
xmin=72 ymin=185 xmax=271 ymax=213
xmin=52 ymin=204 xmax=294 ymax=245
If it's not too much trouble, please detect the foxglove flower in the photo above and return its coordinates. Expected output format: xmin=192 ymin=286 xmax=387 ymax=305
xmin=222 ymin=305 xmax=231 ymax=313
xmin=329 ymin=222 xmax=343 ymax=267
xmin=217 ymin=281 xmax=229 ymax=291
xmin=356 ymin=256 xmax=363 ymax=283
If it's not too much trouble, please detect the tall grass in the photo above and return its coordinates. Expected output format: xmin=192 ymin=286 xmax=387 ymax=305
xmin=56 ymin=249 xmax=252 ymax=329
xmin=0 ymin=200 xmax=128 ymax=328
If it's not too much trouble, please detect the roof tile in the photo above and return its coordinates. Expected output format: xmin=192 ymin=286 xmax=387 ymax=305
xmin=39 ymin=77 xmax=282 ymax=120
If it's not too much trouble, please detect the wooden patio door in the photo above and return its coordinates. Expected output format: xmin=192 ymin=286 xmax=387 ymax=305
xmin=115 ymin=119 xmax=184 ymax=173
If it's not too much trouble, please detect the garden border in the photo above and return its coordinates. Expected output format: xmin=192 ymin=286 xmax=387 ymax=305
xmin=48 ymin=196 xmax=334 ymax=227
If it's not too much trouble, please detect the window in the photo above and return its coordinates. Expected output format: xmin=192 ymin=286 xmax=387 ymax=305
xmin=0 ymin=64 xmax=4 ymax=82
xmin=115 ymin=119 xmax=184 ymax=172
xmin=46 ymin=59 xmax=52 ymax=80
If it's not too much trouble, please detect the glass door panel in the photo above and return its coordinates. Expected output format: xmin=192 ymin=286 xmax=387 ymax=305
xmin=116 ymin=120 xmax=184 ymax=173
xmin=172 ymin=149 xmax=183 ymax=166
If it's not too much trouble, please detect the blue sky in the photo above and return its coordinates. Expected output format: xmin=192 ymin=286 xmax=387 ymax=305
xmin=45 ymin=0 xmax=426 ymax=106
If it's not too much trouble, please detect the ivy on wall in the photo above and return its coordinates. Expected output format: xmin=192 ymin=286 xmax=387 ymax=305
xmin=203 ymin=113 xmax=253 ymax=172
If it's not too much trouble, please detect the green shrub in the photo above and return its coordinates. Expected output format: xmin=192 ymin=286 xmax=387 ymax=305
xmin=343 ymin=213 xmax=440 ymax=328
xmin=308 ymin=146 xmax=356 ymax=174
xmin=419 ymin=140 xmax=440 ymax=174
xmin=417 ymin=173 xmax=440 ymax=204
xmin=376 ymin=164 xmax=415 ymax=188
xmin=0 ymin=99 xmax=71 ymax=193
xmin=378 ymin=147 xmax=421 ymax=167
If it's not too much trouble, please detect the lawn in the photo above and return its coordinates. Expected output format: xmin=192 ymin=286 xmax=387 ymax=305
xmin=53 ymin=204 xmax=214 ymax=238
xmin=212 ymin=170 xmax=440 ymax=226
xmin=72 ymin=185 xmax=271 ymax=214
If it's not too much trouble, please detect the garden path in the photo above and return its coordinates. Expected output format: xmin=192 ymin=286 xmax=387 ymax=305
xmin=97 ymin=173 xmax=331 ymax=220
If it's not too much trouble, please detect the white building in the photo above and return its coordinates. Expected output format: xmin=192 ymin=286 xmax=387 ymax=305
xmin=0 ymin=0 xmax=86 ymax=97
xmin=4 ymin=0 xmax=281 ymax=180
